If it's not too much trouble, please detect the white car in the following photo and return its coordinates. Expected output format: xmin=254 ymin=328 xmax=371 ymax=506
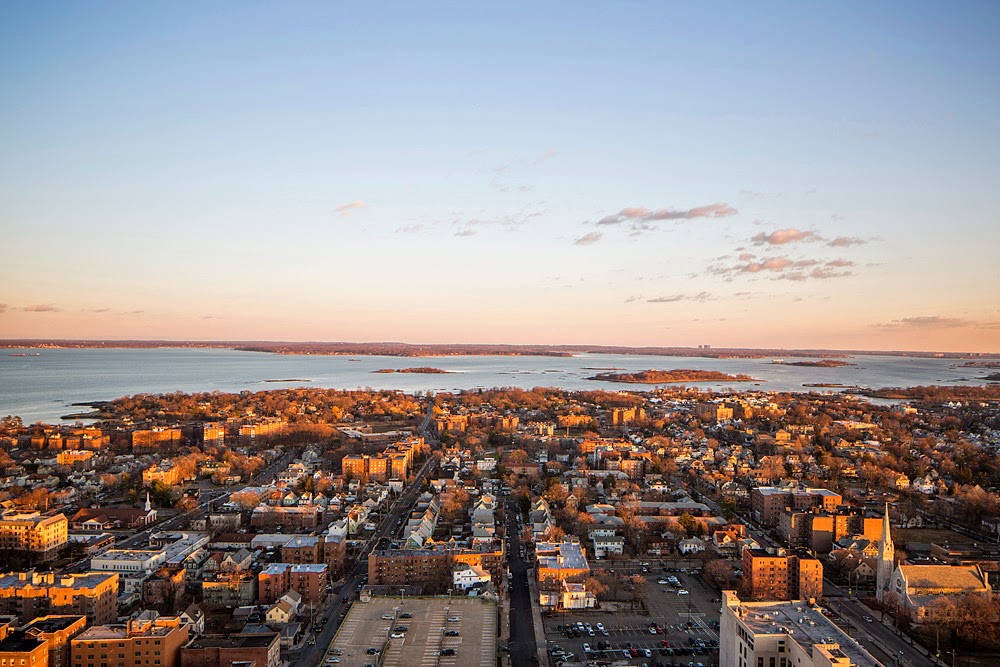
xmin=582 ymin=644 xmax=591 ymax=653
xmin=678 ymin=589 xmax=690 ymax=595
xmin=448 ymin=616 xmax=460 ymax=622
xmin=382 ymin=614 xmax=394 ymax=620
xmin=595 ymin=623 xmax=605 ymax=632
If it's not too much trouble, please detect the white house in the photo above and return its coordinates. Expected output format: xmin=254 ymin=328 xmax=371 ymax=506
xmin=453 ymin=563 xmax=491 ymax=590
xmin=678 ymin=537 xmax=706 ymax=555
xmin=591 ymin=535 xmax=625 ymax=559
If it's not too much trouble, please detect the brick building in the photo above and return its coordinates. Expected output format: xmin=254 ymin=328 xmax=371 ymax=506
xmin=70 ymin=616 xmax=189 ymax=667
xmin=180 ymin=633 xmax=280 ymax=667
xmin=740 ymin=548 xmax=823 ymax=601
xmin=0 ymin=512 xmax=68 ymax=559
xmin=21 ymin=615 xmax=88 ymax=667
xmin=0 ymin=572 xmax=118 ymax=625
xmin=257 ymin=564 xmax=327 ymax=606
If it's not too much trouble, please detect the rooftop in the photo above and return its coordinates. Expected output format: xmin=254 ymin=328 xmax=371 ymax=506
xmin=732 ymin=599 xmax=882 ymax=667
xmin=187 ymin=633 xmax=279 ymax=649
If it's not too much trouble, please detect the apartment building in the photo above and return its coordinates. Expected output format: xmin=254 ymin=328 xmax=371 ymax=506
xmin=0 ymin=572 xmax=118 ymax=625
xmin=180 ymin=633 xmax=280 ymax=667
xmin=0 ymin=512 xmax=69 ymax=559
xmin=70 ymin=616 xmax=189 ymax=667
xmin=257 ymin=564 xmax=327 ymax=606
xmin=21 ymin=615 xmax=88 ymax=667
xmin=751 ymin=486 xmax=842 ymax=527
xmin=741 ymin=548 xmax=823 ymax=602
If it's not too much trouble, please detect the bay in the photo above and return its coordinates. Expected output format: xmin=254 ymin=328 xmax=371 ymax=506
xmin=0 ymin=347 xmax=994 ymax=424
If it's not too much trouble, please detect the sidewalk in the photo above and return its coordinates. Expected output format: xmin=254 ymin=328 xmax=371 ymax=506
xmin=526 ymin=572 xmax=549 ymax=667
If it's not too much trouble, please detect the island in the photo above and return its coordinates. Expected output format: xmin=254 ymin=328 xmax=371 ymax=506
xmin=771 ymin=359 xmax=855 ymax=367
xmin=587 ymin=369 xmax=757 ymax=384
xmin=372 ymin=367 xmax=453 ymax=374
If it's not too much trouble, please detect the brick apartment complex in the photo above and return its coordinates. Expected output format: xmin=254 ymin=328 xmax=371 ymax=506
xmin=779 ymin=508 xmax=884 ymax=552
xmin=70 ymin=617 xmax=189 ymax=667
xmin=341 ymin=437 xmax=425 ymax=483
xmin=741 ymin=548 xmax=823 ymax=601
xmin=0 ymin=625 xmax=48 ymax=667
xmin=751 ymin=486 xmax=842 ymax=526
xmin=22 ymin=616 xmax=88 ymax=667
xmin=0 ymin=512 xmax=68 ymax=559
xmin=249 ymin=507 xmax=320 ymax=531
xmin=180 ymin=633 xmax=280 ymax=667
xmin=0 ymin=572 xmax=118 ymax=625
xmin=368 ymin=546 xmax=504 ymax=590
xmin=257 ymin=564 xmax=327 ymax=606
xmin=279 ymin=535 xmax=346 ymax=576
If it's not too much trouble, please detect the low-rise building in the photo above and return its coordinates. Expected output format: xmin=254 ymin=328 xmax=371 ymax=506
xmin=21 ymin=615 xmax=88 ymax=667
xmin=180 ymin=633 xmax=280 ymax=667
xmin=257 ymin=564 xmax=327 ymax=607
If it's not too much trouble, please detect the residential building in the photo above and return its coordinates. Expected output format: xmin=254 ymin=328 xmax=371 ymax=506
xmin=22 ymin=615 xmax=88 ymax=667
xmin=257 ymin=564 xmax=327 ymax=606
xmin=751 ymin=486 xmax=842 ymax=527
xmin=69 ymin=616 xmax=189 ymax=667
xmin=0 ymin=572 xmax=118 ymax=625
xmin=741 ymin=548 xmax=823 ymax=602
xmin=0 ymin=512 xmax=68 ymax=559
xmin=0 ymin=629 xmax=48 ymax=667
xmin=180 ymin=633 xmax=280 ymax=667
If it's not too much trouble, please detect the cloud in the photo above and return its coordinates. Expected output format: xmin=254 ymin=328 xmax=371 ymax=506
xmin=573 ymin=232 xmax=603 ymax=246
xmin=533 ymin=149 xmax=558 ymax=165
xmin=874 ymin=316 xmax=968 ymax=330
xmin=0 ymin=303 xmax=6 ymax=314
xmin=709 ymin=256 xmax=855 ymax=281
xmin=451 ymin=206 xmax=547 ymax=236
xmin=394 ymin=224 xmax=425 ymax=234
xmin=334 ymin=201 xmax=367 ymax=216
xmin=596 ymin=203 xmax=738 ymax=227
xmin=22 ymin=304 xmax=59 ymax=312
xmin=826 ymin=236 xmax=868 ymax=247
xmin=739 ymin=190 xmax=767 ymax=200
xmin=751 ymin=228 xmax=821 ymax=245
xmin=646 ymin=291 xmax=714 ymax=304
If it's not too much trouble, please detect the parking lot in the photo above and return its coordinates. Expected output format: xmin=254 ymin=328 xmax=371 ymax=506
xmin=541 ymin=566 xmax=721 ymax=667
xmin=325 ymin=597 xmax=497 ymax=667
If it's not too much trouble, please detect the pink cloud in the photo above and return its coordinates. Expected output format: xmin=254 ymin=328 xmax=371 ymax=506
xmin=751 ymin=228 xmax=821 ymax=245
xmin=826 ymin=236 xmax=869 ymax=247
xmin=573 ymin=232 xmax=603 ymax=246
xmin=22 ymin=304 xmax=59 ymax=312
xmin=334 ymin=201 xmax=367 ymax=216
xmin=596 ymin=203 xmax=738 ymax=227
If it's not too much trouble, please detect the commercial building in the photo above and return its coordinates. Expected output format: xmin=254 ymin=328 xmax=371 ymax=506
xmin=70 ymin=616 xmax=189 ymax=667
xmin=0 ymin=572 xmax=118 ymax=625
xmin=719 ymin=591 xmax=883 ymax=667
xmin=91 ymin=550 xmax=168 ymax=574
xmin=741 ymin=548 xmax=823 ymax=602
xmin=0 ymin=512 xmax=68 ymax=559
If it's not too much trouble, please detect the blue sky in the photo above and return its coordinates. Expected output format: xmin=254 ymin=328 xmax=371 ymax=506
xmin=2 ymin=2 xmax=999 ymax=351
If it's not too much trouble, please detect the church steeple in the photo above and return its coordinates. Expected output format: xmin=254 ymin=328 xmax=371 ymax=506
xmin=145 ymin=491 xmax=152 ymax=513
xmin=877 ymin=502 xmax=895 ymax=602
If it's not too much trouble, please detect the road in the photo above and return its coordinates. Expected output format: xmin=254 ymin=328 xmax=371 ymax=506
xmin=505 ymin=498 xmax=538 ymax=667
xmin=824 ymin=581 xmax=938 ymax=667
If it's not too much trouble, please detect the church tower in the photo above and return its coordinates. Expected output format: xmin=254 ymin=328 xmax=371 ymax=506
xmin=145 ymin=491 xmax=152 ymax=513
xmin=877 ymin=502 xmax=894 ymax=602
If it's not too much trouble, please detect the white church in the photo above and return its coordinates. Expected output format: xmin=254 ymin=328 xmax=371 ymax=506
xmin=876 ymin=504 xmax=991 ymax=621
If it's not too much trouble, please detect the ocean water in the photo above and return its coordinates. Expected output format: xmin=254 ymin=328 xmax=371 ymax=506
xmin=0 ymin=347 xmax=994 ymax=424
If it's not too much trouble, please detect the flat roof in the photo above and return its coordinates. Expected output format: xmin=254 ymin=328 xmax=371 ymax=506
xmin=735 ymin=600 xmax=882 ymax=667
xmin=23 ymin=615 xmax=87 ymax=632
xmin=188 ymin=633 xmax=279 ymax=649
xmin=325 ymin=596 xmax=496 ymax=667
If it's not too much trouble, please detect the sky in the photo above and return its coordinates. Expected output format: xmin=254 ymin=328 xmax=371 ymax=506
xmin=1 ymin=2 xmax=999 ymax=352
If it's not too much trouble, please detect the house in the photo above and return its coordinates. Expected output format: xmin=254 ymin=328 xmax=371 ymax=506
xmin=590 ymin=534 xmax=625 ymax=559
xmin=452 ymin=563 xmax=491 ymax=591
xmin=678 ymin=538 xmax=706 ymax=555
xmin=560 ymin=581 xmax=596 ymax=610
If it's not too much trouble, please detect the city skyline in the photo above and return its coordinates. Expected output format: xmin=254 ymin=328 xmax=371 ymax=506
xmin=2 ymin=3 xmax=999 ymax=352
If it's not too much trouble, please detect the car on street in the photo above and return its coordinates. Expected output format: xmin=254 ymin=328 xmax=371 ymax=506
xmin=864 ymin=616 xmax=873 ymax=623
xmin=678 ymin=589 xmax=689 ymax=595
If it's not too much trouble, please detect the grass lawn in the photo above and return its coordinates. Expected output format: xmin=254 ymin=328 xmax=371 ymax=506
xmin=896 ymin=527 xmax=974 ymax=545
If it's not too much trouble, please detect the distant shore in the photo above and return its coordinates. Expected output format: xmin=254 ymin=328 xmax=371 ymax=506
xmin=771 ymin=359 xmax=855 ymax=367
xmin=372 ymin=367 xmax=452 ymax=374
xmin=1 ymin=339 xmax=992 ymax=359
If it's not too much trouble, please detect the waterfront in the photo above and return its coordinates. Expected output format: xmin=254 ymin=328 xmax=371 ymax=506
xmin=1 ymin=347 xmax=996 ymax=424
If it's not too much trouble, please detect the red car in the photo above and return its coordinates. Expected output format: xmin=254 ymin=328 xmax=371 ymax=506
xmin=660 ymin=640 xmax=671 ymax=648
xmin=629 ymin=649 xmax=639 ymax=658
